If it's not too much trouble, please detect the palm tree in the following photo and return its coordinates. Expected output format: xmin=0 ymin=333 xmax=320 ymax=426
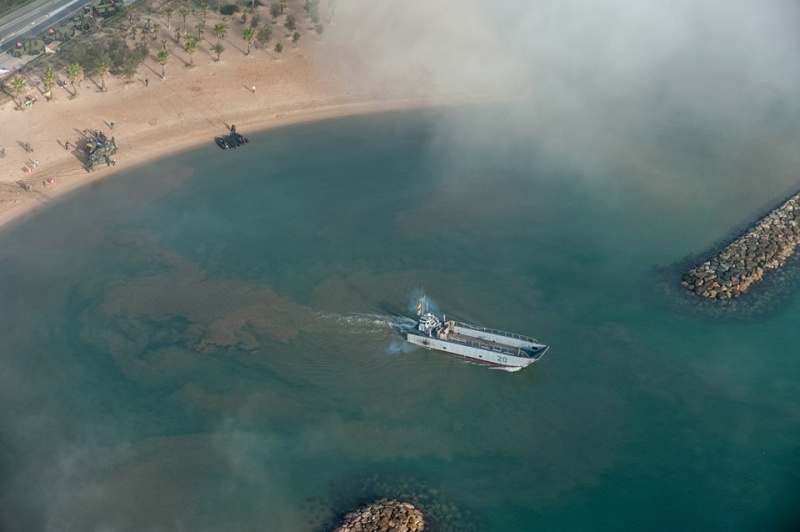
xmin=179 ymin=7 xmax=190 ymax=33
xmin=240 ymin=6 xmax=251 ymax=26
xmin=152 ymin=22 xmax=161 ymax=39
xmin=242 ymin=27 xmax=255 ymax=55
xmin=65 ymin=63 xmax=83 ymax=97
xmin=195 ymin=21 xmax=206 ymax=38
xmin=164 ymin=7 xmax=174 ymax=29
xmin=279 ymin=0 xmax=286 ymax=14
xmin=141 ymin=24 xmax=151 ymax=41
xmin=212 ymin=22 xmax=227 ymax=45
xmin=199 ymin=2 xmax=210 ymax=23
xmin=6 ymin=75 xmax=27 ymax=107
xmin=42 ymin=66 xmax=56 ymax=93
xmin=184 ymin=37 xmax=197 ymax=65
xmin=212 ymin=42 xmax=224 ymax=61
xmin=157 ymin=48 xmax=170 ymax=78
xmin=95 ymin=61 xmax=110 ymax=91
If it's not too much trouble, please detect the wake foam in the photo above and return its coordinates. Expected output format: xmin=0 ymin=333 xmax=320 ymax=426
xmin=316 ymin=312 xmax=417 ymax=333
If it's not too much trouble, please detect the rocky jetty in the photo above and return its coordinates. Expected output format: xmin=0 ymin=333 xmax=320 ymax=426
xmin=334 ymin=499 xmax=425 ymax=532
xmin=682 ymin=192 xmax=800 ymax=300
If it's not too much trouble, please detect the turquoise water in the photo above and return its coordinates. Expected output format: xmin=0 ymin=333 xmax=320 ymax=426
xmin=1 ymin=107 xmax=799 ymax=531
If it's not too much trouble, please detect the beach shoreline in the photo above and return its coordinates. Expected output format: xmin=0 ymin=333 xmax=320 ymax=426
xmin=0 ymin=1 xmax=507 ymax=236
xmin=0 ymin=92 xmax=473 ymax=235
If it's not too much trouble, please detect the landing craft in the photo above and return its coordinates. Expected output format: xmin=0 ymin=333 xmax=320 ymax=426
xmin=405 ymin=295 xmax=549 ymax=371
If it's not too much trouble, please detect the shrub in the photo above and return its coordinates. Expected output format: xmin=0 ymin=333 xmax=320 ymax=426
xmin=256 ymin=24 xmax=272 ymax=45
xmin=274 ymin=42 xmax=283 ymax=53
xmin=269 ymin=3 xmax=280 ymax=19
xmin=219 ymin=3 xmax=239 ymax=15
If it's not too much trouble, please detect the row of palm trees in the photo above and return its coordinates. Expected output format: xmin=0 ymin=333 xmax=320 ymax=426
xmin=4 ymin=0 xmax=308 ymax=105
xmin=4 ymin=62 xmax=88 ymax=108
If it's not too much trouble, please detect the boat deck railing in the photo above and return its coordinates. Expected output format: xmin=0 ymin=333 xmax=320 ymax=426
xmin=456 ymin=322 xmax=541 ymax=344
xmin=445 ymin=333 xmax=537 ymax=359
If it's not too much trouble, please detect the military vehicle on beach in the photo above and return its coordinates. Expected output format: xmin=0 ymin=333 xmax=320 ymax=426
xmin=84 ymin=132 xmax=118 ymax=171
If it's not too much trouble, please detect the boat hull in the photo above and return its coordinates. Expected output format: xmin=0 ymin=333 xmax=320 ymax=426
xmin=406 ymin=331 xmax=544 ymax=370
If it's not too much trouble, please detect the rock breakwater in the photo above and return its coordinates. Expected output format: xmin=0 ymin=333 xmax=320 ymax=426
xmin=334 ymin=499 xmax=425 ymax=532
xmin=682 ymin=192 xmax=800 ymax=300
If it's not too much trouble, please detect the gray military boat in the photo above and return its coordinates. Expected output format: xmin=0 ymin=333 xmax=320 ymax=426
xmin=406 ymin=296 xmax=549 ymax=371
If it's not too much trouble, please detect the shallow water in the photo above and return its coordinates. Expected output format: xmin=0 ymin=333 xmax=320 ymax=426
xmin=1 ymin=106 xmax=799 ymax=531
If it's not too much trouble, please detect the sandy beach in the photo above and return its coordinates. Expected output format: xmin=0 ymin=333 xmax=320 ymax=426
xmin=0 ymin=0 xmax=510 ymax=233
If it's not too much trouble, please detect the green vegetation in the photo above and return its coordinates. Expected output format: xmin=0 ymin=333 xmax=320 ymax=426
xmin=212 ymin=22 xmax=228 ymax=45
xmin=212 ymin=43 xmax=224 ymax=61
xmin=157 ymin=48 xmax=170 ymax=78
xmin=178 ymin=7 xmax=190 ymax=33
xmin=95 ymin=60 xmax=110 ymax=91
xmin=256 ymin=24 xmax=272 ymax=47
xmin=219 ymin=3 xmax=239 ymax=15
xmin=2 ymin=0 xmax=328 ymax=105
xmin=199 ymin=2 xmax=210 ymax=23
xmin=42 ymin=67 xmax=56 ymax=93
xmin=59 ymin=36 xmax=148 ymax=84
xmin=6 ymin=75 xmax=28 ymax=107
xmin=303 ymin=0 xmax=320 ymax=23
xmin=163 ymin=7 xmax=174 ymax=29
xmin=184 ymin=37 xmax=198 ymax=65
xmin=243 ymin=27 xmax=255 ymax=55
xmin=65 ymin=62 xmax=83 ymax=96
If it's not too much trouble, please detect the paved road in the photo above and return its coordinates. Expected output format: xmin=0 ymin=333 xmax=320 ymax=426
xmin=0 ymin=0 xmax=93 ymax=66
xmin=0 ymin=0 xmax=94 ymax=51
